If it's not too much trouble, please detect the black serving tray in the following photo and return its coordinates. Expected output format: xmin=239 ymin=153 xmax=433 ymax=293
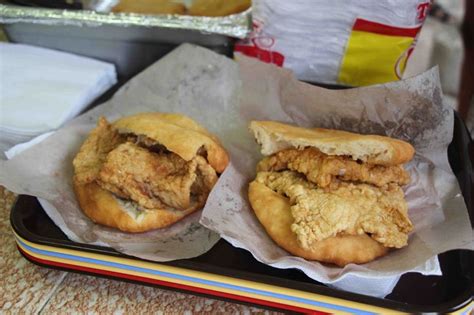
xmin=10 ymin=112 xmax=474 ymax=313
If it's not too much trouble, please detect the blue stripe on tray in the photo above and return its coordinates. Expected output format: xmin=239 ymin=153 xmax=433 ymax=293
xmin=16 ymin=236 xmax=375 ymax=315
xmin=462 ymin=304 xmax=473 ymax=315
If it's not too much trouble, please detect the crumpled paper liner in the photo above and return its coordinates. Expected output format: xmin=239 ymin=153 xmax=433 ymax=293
xmin=199 ymin=55 xmax=474 ymax=296
xmin=1 ymin=45 xmax=472 ymax=297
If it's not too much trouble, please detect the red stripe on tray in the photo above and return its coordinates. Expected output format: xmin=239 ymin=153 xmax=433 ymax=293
xmin=18 ymin=247 xmax=328 ymax=315
xmin=353 ymin=18 xmax=422 ymax=37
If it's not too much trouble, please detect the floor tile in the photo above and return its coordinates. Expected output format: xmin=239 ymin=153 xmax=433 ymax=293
xmin=0 ymin=232 xmax=66 ymax=314
xmin=0 ymin=186 xmax=17 ymax=234
xmin=41 ymin=272 xmax=282 ymax=314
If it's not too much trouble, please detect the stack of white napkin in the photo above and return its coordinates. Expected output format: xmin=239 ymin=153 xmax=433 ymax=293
xmin=0 ymin=43 xmax=117 ymax=154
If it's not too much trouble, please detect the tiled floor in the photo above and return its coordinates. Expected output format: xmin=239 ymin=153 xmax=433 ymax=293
xmin=42 ymin=273 xmax=274 ymax=314
xmin=0 ymin=232 xmax=66 ymax=313
xmin=0 ymin=187 xmax=281 ymax=314
xmin=0 ymin=187 xmax=16 ymax=233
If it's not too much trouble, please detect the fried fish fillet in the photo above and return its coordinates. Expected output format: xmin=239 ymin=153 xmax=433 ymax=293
xmin=248 ymin=181 xmax=388 ymax=266
xmin=73 ymin=117 xmax=125 ymax=185
xmin=257 ymin=147 xmax=410 ymax=188
xmin=97 ymin=142 xmax=218 ymax=210
xmin=255 ymin=171 xmax=413 ymax=249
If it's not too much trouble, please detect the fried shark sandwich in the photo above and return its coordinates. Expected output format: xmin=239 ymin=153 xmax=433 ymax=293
xmin=73 ymin=113 xmax=228 ymax=233
xmin=248 ymin=121 xmax=415 ymax=266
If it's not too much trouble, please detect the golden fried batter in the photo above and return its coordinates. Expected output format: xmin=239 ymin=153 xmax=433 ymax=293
xmin=97 ymin=142 xmax=217 ymax=210
xmin=255 ymin=171 xmax=413 ymax=249
xmin=192 ymin=156 xmax=220 ymax=201
xmin=73 ymin=117 xmax=125 ymax=185
xmin=257 ymin=147 xmax=410 ymax=188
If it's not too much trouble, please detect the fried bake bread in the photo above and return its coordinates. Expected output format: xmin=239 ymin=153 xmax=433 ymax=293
xmin=74 ymin=182 xmax=200 ymax=233
xmin=73 ymin=113 xmax=228 ymax=232
xmin=249 ymin=121 xmax=415 ymax=166
xmin=248 ymin=181 xmax=388 ymax=266
xmin=114 ymin=113 xmax=228 ymax=173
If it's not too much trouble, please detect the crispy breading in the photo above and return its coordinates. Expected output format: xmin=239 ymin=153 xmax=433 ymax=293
xmin=73 ymin=117 xmax=125 ymax=185
xmin=97 ymin=142 xmax=217 ymax=210
xmin=192 ymin=156 xmax=220 ymax=200
xmin=255 ymin=171 xmax=413 ymax=249
xmin=248 ymin=181 xmax=388 ymax=266
xmin=257 ymin=147 xmax=410 ymax=188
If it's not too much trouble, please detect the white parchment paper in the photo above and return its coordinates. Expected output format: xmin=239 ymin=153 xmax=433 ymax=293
xmin=0 ymin=45 xmax=472 ymax=297
xmin=199 ymin=55 xmax=474 ymax=296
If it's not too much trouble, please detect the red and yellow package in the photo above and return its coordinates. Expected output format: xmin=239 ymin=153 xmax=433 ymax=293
xmin=338 ymin=19 xmax=422 ymax=86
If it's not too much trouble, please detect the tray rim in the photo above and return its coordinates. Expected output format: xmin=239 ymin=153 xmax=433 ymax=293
xmin=10 ymin=195 xmax=474 ymax=314
xmin=0 ymin=4 xmax=252 ymax=39
xmin=16 ymin=246 xmax=313 ymax=314
xmin=12 ymin=228 xmax=397 ymax=314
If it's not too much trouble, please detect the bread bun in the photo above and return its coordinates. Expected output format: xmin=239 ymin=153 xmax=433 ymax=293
xmin=114 ymin=113 xmax=228 ymax=173
xmin=249 ymin=120 xmax=415 ymax=166
xmin=74 ymin=182 xmax=201 ymax=233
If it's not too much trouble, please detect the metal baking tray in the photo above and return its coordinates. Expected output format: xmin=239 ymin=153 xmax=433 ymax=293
xmin=0 ymin=3 xmax=251 ymax=80
xmin=10 ymin=112 xmax=473 ymax=314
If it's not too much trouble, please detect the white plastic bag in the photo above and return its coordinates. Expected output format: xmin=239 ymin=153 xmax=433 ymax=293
xmin=235 ymin=0 xmax=430 ymax=86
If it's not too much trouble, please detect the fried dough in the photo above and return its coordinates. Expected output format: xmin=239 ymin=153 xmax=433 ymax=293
xmin=114 ymin=113 xmax=228 ymax=173
xmin=74 ymin=182 xmax=200 ymax=233
xmin=249 ymin=121 xmax=415 ymax=166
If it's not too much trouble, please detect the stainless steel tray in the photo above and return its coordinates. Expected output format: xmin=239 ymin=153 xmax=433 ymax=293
xmin=0 ymin=4 xmax=251 ymax=80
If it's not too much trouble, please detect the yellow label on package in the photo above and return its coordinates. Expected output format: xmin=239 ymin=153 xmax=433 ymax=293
xmin=338 ymin=19 xmax=422 ymax=86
